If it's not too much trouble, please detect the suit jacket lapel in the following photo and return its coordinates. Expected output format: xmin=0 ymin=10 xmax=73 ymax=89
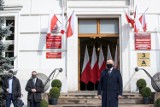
xmin=109 ymin=68 xmax=115 ymax=76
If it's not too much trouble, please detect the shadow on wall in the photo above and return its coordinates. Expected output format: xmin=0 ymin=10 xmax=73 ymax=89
xmin=155 ymin=32 xmax=160 ymax=74
xmin=38 ymin=29 xmax=47 ymax=55
xmin=122 ymin=24 xmax=132 ymax=51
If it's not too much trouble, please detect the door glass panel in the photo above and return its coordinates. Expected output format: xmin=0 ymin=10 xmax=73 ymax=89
xmin=100 ymin=19 xmax=119 ymax=33
xmin=79 ymin=20 xmax=97 ymax=34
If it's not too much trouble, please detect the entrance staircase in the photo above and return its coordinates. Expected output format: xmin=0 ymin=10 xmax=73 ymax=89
xmin=48 ymin=91 xmax=154 ymax=107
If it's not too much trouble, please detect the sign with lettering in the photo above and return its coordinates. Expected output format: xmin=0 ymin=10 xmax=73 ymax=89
xmin=135 ymin=33 xmax=151 ymax=50
xmin=46 ymin=52 xmax=61 ymax=59
xmin=46 ymin=36 xmax=62 ymax=49
xmin=137 ymin=53 xmax=150 ymax=67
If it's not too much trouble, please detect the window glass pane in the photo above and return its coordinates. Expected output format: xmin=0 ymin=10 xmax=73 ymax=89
xmin=79 ymin=20 xmax=97 ymax=34
xmin=4 ymin=17 xmax=14 ymax=66
xmin=6 ymin=19 xmax=14 ymax=40
xmin=7 ymin=45 xmax=14 ymax=50
xmin=5 ymin=52 xmax=14 ymax=57
xmin=100 ymin=19 xmax=119 ymax=33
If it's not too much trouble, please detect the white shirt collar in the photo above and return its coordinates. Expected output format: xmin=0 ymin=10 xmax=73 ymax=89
xmin=110 ymin=67 xmax=113 ymax=71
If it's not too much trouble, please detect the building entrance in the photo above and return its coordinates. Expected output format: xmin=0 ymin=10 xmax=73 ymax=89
xmin=79 ymin=37 xmax=119 ymax=91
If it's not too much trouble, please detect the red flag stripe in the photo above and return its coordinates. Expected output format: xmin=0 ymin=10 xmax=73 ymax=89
xmin=50 ymin=15 xmax=58 ymax=33
xmin=98 ymin=46 xmax=106 ymax=81
xmin=81 ymin=46 xmax=91 ymax=84
xmin=90 ymin=61 xmax=98 ymax=84
xmin=66 ymin=12 xmax=74 ymax=38
xmin=81 ymin=62 xmax=91 ymax=84
xmin=90 ymin=46 xmax=98 ymax=84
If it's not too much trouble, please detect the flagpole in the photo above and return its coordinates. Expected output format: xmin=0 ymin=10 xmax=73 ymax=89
xmin=143 ymin=8 xmax=149 ymax=14
xmin=134 ymin=5 xmax=137 ymax=19
xmin=61 ymin=0 xmax=67 ymax=77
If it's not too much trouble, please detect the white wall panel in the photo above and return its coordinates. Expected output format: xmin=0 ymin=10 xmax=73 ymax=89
xmin=19 ymin=16 xmax=40 ymax=32
xmin=151 ymin=33 xmax=160 ymax=50
xmin=18 ymin=52 xmax=40 ymax=69
xmin=5 ymin=0 xmax=25 ymax=6
xmin=68 ymin=1 xmax=128 ymax=8
xmin=31 ymin=0 xmax=61 ymax=14
xmin=40 ymin=16 xmax=49 ymax=33
xmin=5 ymin=0 xmax=31 ymax=14
xmin=135 ymin=0 xmax=160 ymax=13
xmin=146 ymin=15 xmax=159 ymax=31
xmin=18 ymin=51 xmax=66 ymax=69
xmin=19 ymin=34 xmax=45 ymax=50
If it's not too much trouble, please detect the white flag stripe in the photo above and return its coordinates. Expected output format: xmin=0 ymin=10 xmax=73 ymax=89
xmin=114 ymin=45 xmax=118 ymax=68
xmin=107 ymin=45 xmax=113 ymax=60
xmin=98 ymin=46 xmax=104 ymax=67
xmin=82 ymin=46 xmax=90 ymax=73
xmin=134 ymin=7 xmax=143 ymax=32
xmin=91 ymin=46 xmax=97 ymax=69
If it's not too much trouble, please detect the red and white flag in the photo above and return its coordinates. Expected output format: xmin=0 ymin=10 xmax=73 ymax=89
xmin=47 ymin=14 xmax=58 ymax=36
xmin=107 ymin=45 xmax=113 ymax=60
xmin=139 ymin=12 xmax=147 ymax=32
xmin=66 ymin=11 xmax=75 ymax=38
xmin=47 ymin=15 xmax=58 ymax=36
xmin=134 ymin=7 xmax=143 ymax=32
xmin=114 ymin=45 xmax=118 ymax=68
xmin=98 ymin=46 xmax=106 ymax=81
xmin=90 ymin=46 xmax=98 ymax=84
xmin=125 ymin=10 xmax=135 ymax=28
xmin=81 ymin=46 xmax=91 ymax=84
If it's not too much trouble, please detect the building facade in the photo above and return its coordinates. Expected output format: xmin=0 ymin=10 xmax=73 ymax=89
xmin=1 ymin=0 xmax=160 ymax=105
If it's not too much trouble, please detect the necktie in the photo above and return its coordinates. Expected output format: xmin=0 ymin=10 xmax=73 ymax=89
xmin=33 ymin=79 xmax=36 ymax=86
xmin=108 ymin=70 xmax=111 ymax=75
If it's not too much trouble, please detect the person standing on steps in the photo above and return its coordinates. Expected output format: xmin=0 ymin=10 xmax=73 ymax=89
xmin=98 ymin=59 xmax=123 ymax=107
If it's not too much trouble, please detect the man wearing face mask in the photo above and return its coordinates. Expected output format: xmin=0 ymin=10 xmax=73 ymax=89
xmin=25 ymin=71 xmax=44 ymax=107
xmin=98 ymin=59 xmax=123 ymax=107
xmin=3 ymin=70 xmax=21 ymax=107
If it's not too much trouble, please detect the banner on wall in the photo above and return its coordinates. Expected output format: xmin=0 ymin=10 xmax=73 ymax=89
xmin=46 ymin=35 xmax=62 ymax=49
xmin=46 ymin=52 xmax=61 ymax=59
xmin=137 ymin=53 xmax=150 ymax=67
xmin=135 ymin=33 xmax=151 ymax=50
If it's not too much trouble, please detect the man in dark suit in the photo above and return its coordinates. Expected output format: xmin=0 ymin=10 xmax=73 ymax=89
xmin=3 ymin=70 xmax=21 ymax=107
xmin=98 ymin=59 xmax=123 ymax=107
xmin=25 ymin=71 xmax=44 ymax=107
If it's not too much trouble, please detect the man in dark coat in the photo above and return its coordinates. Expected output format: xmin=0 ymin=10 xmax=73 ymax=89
xmin=3 ymin=70 xmax=21 ymax=107
xmin=25 ymin=71 xmax=44 ymax=107
xmin=98 ymin=59 xmax=123 ymax=107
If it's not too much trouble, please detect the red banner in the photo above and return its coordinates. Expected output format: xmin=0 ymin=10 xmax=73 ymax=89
xmin=46 ymin=36 xmax=61 ymax=49
xmin=135 ymin=33 xmax=151 ymax=50
xmin=46 ymin=52 xmax=61 ymax=59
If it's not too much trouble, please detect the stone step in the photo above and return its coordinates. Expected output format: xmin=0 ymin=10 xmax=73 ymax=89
xmin=49 ymin=104 xmax=154 ymax=107
xmin=58 ymin=98 xmax=143 ymax=104
xmin=60 ymin=91 xmax=142 ymax=99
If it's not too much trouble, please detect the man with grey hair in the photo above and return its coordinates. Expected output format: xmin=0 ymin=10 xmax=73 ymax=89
xmin=98 ymin=59 xmax=123 ymax=107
